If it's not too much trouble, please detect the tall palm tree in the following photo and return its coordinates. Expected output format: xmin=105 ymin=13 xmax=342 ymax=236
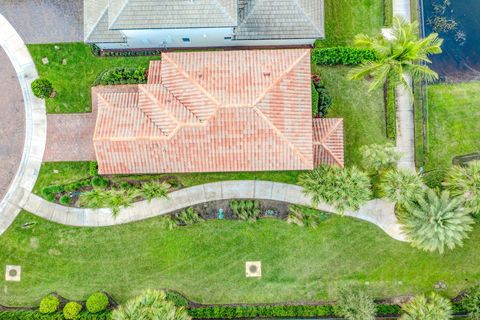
xmin=112 ymin=290 xmax=191 ymax=320
xmin=401 ymin=189 xmax=474 ymax=254
xmin=348 ymin=17 xmax=443 ymax=95
xmin=400 ymin=292 xmax=452 ymax=320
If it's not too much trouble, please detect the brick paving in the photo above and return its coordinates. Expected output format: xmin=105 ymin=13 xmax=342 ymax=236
xmin=0 ymin=0 xmax=83 ymax=44
xmin=44 ymin=109 xmax=97 ymax=161
xmin=0 ymin=48 xmax=25 ymax=202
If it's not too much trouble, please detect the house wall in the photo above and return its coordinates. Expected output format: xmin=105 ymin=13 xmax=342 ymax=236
xmin=96 ymin=27 xmax=316 ymax=49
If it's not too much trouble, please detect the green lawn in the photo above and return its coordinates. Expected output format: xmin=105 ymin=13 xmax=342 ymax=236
xmin=1 ymin=211 xmax=479 ymax=306
xmin=28 ymin=43 xmax=160 ymax=113
xmin=314 ymin=66 xmax=388 ymax=165
xmin=424 ymin=82 xmax=480 ymax=172
xmin=317 ymin=0 xmax=385 ymax=47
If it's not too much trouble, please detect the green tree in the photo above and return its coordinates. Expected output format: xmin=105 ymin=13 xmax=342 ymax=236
xmin=335 ymin=285 xmax=376 ymax=320
xmin=461 ymin=283 xmax=480 ymax=320
xmin=348 ymin=17 xmax=443 ymax=95
xmin=360 ymin=143 xmax=401 ymax=172
xmin=112 ymin=290 xmax=191 ymax=320
xmin=401 ymin=189 xmax=474 ymax=253
xmin=380 ymin=169 xmax=425 ymax=204
xmin=400 ymin=292 xmax=452 ymax=320
xmin=443 ymin=161 xmax=480 ymax=216
xmin=298 ymin=165 xmax=372 ymax=212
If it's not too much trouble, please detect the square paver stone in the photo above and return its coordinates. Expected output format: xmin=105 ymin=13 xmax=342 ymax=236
xmin=5 ymin=265 xmax=21 ymax=282
xmin=246 ymin=261 xmax=261 ymax=278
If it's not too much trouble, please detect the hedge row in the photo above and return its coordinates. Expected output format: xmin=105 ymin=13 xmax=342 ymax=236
xmin=0 ymin=310 xmax=111 ymax=320
xmin=312 ymin=47 xmax=377 ymax=65
xmin=94 ymin=67 xmax=147 ymax=86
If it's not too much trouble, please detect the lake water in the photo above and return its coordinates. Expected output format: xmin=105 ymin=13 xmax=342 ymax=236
xmin=422 ymin=0 xmax=480 ymax=82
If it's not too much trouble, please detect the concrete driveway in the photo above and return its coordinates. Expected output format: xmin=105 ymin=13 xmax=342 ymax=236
xmin=0 ymin=0 xmax=83 ymax=44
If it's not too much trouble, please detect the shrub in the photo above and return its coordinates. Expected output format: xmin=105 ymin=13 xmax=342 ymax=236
xmin=400 ymin=292 xmax=452 ymax=320
xmin=42 ymin=185 xmax=65 ymax=198
xmin=141 ymin=181 xmax=170 ymax=202
xmin=79 ymin=189 xmax=108 ymax=209
xmin=401 ymin=189 xmax=474 ymax=253
xmin=312 ymin=47 xmax=377 ymax=65
xmin=230 ymin=200 xmax=261 ymax=221
xmin=386 ymin=79 xmax=396 ymax=139
xmin=316 ymin=85 xmax=333 ymax=117
xmin=298 ymin=165 xmax=372 ymax=212
xmin=287 ymin=205 xmax=329 ymax=228
xmin=31 ymin=78 xmax=54 ymax=99
xmin=461 ymin=283 xmax=480 ymax=319
xmin=360 ymin=143 xmax=401 ymax=172
xmin=380 ymin=169 xmax=425 ymax=204
xmin=312 ymin=82 xmax=319 ymax=116
xmin=95 ymin=67 xmax=147 ymax=85
xmin=443 ymin=161 xmax=480 ymax=216
xmin=174 ymin=207 xmax=203 ymax=226
xmin=91 ymin=176 xmax=109 ymax=189
xmin=334 ymin=285 xmax=376 ymax=320
xmin=39 ymin=294 xmax=60 ymax=314
xmin=86 ymin=292 xmax=110 ymax=313
xmin=89 ymin=162 xmax=99 ymax=176
xmin=165 ymin=291 xmax=189 ymax=307
xmin=0 ymin=310 xmax=111 ymax=319
xmin=63 ymin=302 xmax=82 ymax=320
xmin=59 ymin=195 xmax=71 ymax=205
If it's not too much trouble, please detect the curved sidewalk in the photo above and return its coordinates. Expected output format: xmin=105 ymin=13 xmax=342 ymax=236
xmin=21 ymin=180 xmax=407 ymax=242
xmin=0 ymin=15 xmax=47 ymax=234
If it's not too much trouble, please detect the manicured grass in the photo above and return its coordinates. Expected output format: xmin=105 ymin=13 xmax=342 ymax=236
xmin=28 ymin=43 xmax=160 ymax=113
xmin=1 ymin=211 xmax=480 ymax=306
xmin=317 ymin=0 xmax=385 ymax=47
xmin=314 ymin=66 xmax=388 ymax=165
xmin=424 ymin=82 xmax=480 ymax=171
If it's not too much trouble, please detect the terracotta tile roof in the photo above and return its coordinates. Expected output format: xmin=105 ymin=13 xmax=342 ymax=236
xmin=312 ymin=118 xmax=344 ymax=167
xmin=93 ymin=49 xmax=342 ymax=174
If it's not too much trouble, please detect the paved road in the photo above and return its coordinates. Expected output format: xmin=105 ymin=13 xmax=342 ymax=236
xmin=0 ymin=0 xmax=83 ymax=44
xmin=0 ymin=48 xmax=25 ymax=202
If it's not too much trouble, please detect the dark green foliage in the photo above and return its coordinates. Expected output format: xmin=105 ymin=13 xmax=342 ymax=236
xmin=386 ymin=80 xmax=396 ymax=139
xmin=174 ymin=207 xmax=203 ymax=226
xmin=94 ymin=67 xmax=147 ymax=85
xmin=316 ymin=85 xmax=333 ymax=117
xmin=102 ymin=49 xmax=163 ymax=57
xmin=0 ymin=311 xmax=112 ymax=319
xmin=59 ymin=195 xmax=70 ymax=205
xmin=287 ymin=205 xmax=330 ymax=228
xmin=63 ymin=302 xmax=82 ymax=319
xmin=39 ymin=295 xmax=60 ymax=314
xmin=230 ymin=200 xmax=261 ymax=221
xmin=86 ymin=292 xmax=109 ymax=313
xmin=89 ymin=162 xmax=99 ymax=176
xmin=41 ymin=186 xmax=64 ymax=198
xmin=312 ymin=47 xmax=377 ymax=65
xmin=90 ymin=44 xmax=101 ymax=56
xmin=31 ymin=79 xmax=53 ymax=99
xmin=91 ymin=176 xmax=109 ymax=189
xmin=376 ymin=304 xmax=401 ymax=315
xmin=63 ymin=180 xmax=91 ymax=193
xmin=312 ymin=82 xmax=319 ymax=116
xmin=461 ymin=283 xmax=480 ymax=319
xmin=384 ymin=0 xmax=393 ymax=26
xmin=165 ymin=291 xmax=189 ymax=307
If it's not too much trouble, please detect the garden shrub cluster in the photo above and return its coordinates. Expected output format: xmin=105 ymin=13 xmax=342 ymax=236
xmin=90 ymin=44 xmax=163 ymax=57
xmin=385 ymin=80 xmax=397 ymax=139
xmin=86 ymin=292 xmax=110 ymax=314
xmin=287 ymin=204 xmax=330 ymax=228
xmin=94 ymin=67 xmax=147 ymax=85
xmin=230 ymin=200 xmax=261 ymax=221
xmin=39 ymin=295 xmax=60 ymax=314
xmin=311 ymin=75 xmax=333 ymax=117
xmin=311 ymin=47 xmax=377 ymax=65
xmin=0 ymin=311 xmax=112 ymax=320
xmin=62 ymin=302 xmax=82 ymax=320
xmin=31 ymin=79 xmax=54 ymax=99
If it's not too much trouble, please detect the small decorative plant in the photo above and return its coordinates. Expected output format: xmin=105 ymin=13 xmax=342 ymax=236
xmin=63 ymin=301 xmax=82 ymax=320
xmin=230 ymin=200 xmax=261 ymax=222
xmin=86 ymin=292 xmax=110 ymax=313
xmin=39 ymin=294 xmax=60 ymax=314
xmin=31 ymin=78 xmax=54 ymax=99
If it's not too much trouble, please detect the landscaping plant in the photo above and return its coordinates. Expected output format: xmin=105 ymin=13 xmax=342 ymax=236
xmin=461 ymin=283 xmax=480 ymax=319
xmin=334 ymin=285 xmax=376 ymax=320
xmin=230 ymin=200 xmax=261 ymax=221
xmin=95 ymin=66 xmax=147 ymax=85
xmin=312 ymin=47 xmax=377 ymax=65
xmin=112 ymin=289 xmax=191 ymax=320
xmin=141 ymin=181 xmax=170 ymax=202
xmin=63 ymin=302 xmax=83 ymax=320
xmin=31 ymin=78 xmax=54 ymax=99
xmin=360 ymin=143 xmax=400 ymax=172
xmin=174 ymin=207 xmax=203 ymax=226
xmin=86 ymin=292 xmax=110 ymax=313
xmin=287 ymin=205 xmax=329 ymax=228
xmin=298 ymin=165 xmax=372 ymax=212
xmin=400 ymin=189 xmax=474 ymax=254
xmin=443 ymin=161 xmax=480 ymax=217
xmin=39 ymin=294 xmax=60 ymax=314
xmin=380 ymin=169 xmax=425 ymax=204
xmin=400 ymin=292 xmax=452 ymax=320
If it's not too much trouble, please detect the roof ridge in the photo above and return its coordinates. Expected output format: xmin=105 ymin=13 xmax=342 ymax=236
xmin=85 ymin=6 xmax=108 ymax=42
xmin=313 ymin=118 xmax=343 ymax=167
xmin=313 ymin=118 xmax=342 ymax=144
xmin=293 ymin=0 xmax=323 ymax=35
xmin=236 ymin=0 xmax=262 ymax=28
xmin=318 ymin=142 xmax=343 ymax=167
xmin=108 ymin=0 xmax=129 ymax=29
xmin=138 ymin=85 xmax=180 ymax=135
xmin=213 ymin=0 xmax=237 ymax=25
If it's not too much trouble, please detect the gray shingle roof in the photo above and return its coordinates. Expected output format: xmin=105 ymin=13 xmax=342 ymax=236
xmin=84 ymin=0 xmax=324 ymax=43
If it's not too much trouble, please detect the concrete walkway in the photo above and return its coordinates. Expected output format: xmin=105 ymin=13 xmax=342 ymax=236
xmin=0 ymin=14 xmax=47 ymax=234
xmin=18 ymin=180 xmax=406 ymax=241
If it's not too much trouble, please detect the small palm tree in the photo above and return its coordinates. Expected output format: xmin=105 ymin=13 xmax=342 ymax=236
xmin=401 ymin=189 xmax=474 ymax=253
xmin=380 ymin=169 xmax=425 ymax=204
xmin=106 ymin=188 xmax=140 ymax=217
xmin=349 ymin=17 xmax=443 ymax=94
xmin=79 ymin=189 xmax=108 ymax=208
xmin=141 ymin=181 xmax=170 ymax=202
xmin=335 ymin=285 xmax=376 ymax=320
xmin=360 ymin=143 xmax=401 ymax=172
xmin=112 ymin=290 xmax=191 ymax=320
xmin=443 ymin=161 xmax=480 ymax=216
xmin=400 ymin=292 xmax=452 ymax=320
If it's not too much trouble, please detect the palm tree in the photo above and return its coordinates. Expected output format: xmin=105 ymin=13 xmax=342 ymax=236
xmin=400 ymin=292 xmax=452 ymax=320
xmin=401 ymin=189 xmax=474 ymax=253
xmin=443 ymin=161 xmax=480 ymax=216
xmin=380 ymin=169 xmax=425 ymax=204
xmin=112 ymin=290 xmax=191 ymax=320
xmin=349 ymin=17 xmax=443 ymax=95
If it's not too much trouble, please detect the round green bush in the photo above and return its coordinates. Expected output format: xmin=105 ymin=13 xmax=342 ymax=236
xmin=39 ymin=294 xmax=60 ymax=314
xmin=86 ymin=292 xmax=109 ymax=313
xmin=59 ymin=195 xmax=71 ymax=205
xmin=91 ymin=176 xmax=109 ymax=189
xmin=31 ymin=78 xmax=53 ymax=99
xmin=63 ymin=301 xmax=82 ymax=319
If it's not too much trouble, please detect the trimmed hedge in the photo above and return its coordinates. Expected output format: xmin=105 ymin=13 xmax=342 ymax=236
xmin=94 ymin=67 xmax=147 ymax=85
xmin=0 ymin=311 xmax=111 ymax=320
xmin=312 ymin=82 xmax=319 ymax=117
xmin=312 ymin=47 xmax=377 ymax=65
xmin=385 ymin=80 xmax=397 ymax=140
xmin=38 ymin=295 xmax=59 ymax=314
xmin=63 ymin=302 xmax=82 ymax=320
xmin=188 ymin=304 xmax=336 ymax=318
xmin=86 ymin=293 xmax=109 ymax=313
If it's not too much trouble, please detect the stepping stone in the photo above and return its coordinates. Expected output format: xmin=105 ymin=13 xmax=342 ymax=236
xmin=246 ymin=261 xmax=261 ymax=278
xmin=5 ymin=265 xmax=21 ymax=282
xmin=41 ymin=57 xmax=49 ymax=64
xmin=62 ymin=59 xmax=67 ymax=65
